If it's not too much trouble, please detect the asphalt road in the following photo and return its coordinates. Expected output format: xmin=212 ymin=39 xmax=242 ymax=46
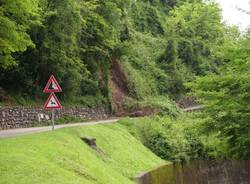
xmin=0 ymin=119 xmax=119 ymax=139
xmin=183 ymin=105 xmax=204 ymax=112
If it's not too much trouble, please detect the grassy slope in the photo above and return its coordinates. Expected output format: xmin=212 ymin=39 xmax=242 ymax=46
xmin=0 ymin=123 xmax=164 ymax=184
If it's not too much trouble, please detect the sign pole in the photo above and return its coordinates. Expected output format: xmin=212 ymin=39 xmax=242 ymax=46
xmin=43 ymin=75 xmax=62 ymax=131
xmin=52 ymin=109 xmax=55 ymax=131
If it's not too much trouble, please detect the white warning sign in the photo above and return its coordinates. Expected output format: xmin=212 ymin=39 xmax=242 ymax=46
xmin=43 ymin=75 xmax=62 ymax=93
xmin=44 ymin=93 xmax=62 ymax=109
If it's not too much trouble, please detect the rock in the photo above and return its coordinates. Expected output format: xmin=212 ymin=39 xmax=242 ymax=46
xmin=81 ymin=137 xmax=97 ymax=147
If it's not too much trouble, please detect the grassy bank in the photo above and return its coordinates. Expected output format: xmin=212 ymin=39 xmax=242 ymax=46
xmin=0 ymin=123 xmax=164 ymax=184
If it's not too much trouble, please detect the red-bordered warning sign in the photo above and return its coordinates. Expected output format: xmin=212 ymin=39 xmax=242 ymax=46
xmin=43 ymin=75 xmax=62 ymax=93
xmin=44 ymin=93 xmax=62 ymax=109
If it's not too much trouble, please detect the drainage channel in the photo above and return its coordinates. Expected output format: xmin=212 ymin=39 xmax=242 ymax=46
xmin=135 ymin=160 xmax=250 ymax=184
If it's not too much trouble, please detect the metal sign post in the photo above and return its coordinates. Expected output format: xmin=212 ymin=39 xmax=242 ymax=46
xmin=43 ymin=75 xmax=62 ymax=131
xmin=52 ymin=109 xmax=55 ymax=131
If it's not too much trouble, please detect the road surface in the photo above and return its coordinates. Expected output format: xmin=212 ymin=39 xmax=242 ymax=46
xmin=0 ymin=119 xmax=118 ymax=139
xmin=182 ymin=105 xmax=204 ymax=112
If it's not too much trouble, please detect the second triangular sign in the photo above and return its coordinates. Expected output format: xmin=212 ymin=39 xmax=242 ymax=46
xmin=44 ymin=93 xmax=62 ymax=109
xmin=43 ymin=75 xmax=62 ymax=93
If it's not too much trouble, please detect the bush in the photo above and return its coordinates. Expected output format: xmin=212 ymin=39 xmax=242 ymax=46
xmin=67 ymin=95 xmax=108 ymax=108
xmin=122 ymin=96 xmax=180 ymax=117
xmin=120 ymin=115 xmax=207 ymax=162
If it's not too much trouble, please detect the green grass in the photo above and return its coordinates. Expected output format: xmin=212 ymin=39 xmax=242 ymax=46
xmin=0 ymin=123 xmax=164 ymax=184
xmin=31 ymin=115 xmax=88 ymax=127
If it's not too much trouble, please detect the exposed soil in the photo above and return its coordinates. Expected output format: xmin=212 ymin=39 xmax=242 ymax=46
xmin=110 ymin=60 xmax=130 ymax=95
xmin=109 ymin=60 xmax=158 ymax=117
xmin=81 ymin=137 xmax=105 ymax=155
xmin=109 ymin=60 xmax=129 ymax=114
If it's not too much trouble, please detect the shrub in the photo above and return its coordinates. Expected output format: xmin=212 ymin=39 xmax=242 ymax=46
xmin=120 ymin=115 xmax=207 ymax=162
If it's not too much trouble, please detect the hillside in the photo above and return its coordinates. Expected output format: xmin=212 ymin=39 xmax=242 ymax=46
xmin=0 ymin=123 xmax=164 ymax=184
xmin=1 ymin=0 xmax=250 ymax=171
xmin=0 ymin=0 xmax=226 ymax=113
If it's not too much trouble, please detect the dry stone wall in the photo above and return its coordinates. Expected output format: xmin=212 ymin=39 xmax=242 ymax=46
xmin=0 ymin=106 xmax=110 ymax=130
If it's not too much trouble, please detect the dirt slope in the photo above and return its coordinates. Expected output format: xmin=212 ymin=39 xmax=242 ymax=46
xmin=109 ymin=60 xmax=130 ymax=115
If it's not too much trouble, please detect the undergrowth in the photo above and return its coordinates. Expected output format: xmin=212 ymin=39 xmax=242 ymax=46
xmin=123 ymin=96 xmax=180 ymax=117
xmin=119 ymin=113 xmax=227 ymax=162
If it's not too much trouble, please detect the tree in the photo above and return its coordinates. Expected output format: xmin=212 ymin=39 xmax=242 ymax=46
xmin=189 ymin=30 xmax=250 ymax=159
xmin=165 ymin=2 xmax=224 ymax=75
xmin=0 ymin=0 xmax=40 ymax=69
xmin=158 ymin=36 xmax=185 ymax=99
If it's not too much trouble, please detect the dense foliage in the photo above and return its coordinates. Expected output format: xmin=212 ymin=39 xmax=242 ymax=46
xmin=189 ymin=30 xmax=250 ymax=159
xmin=120 ymin=115 xmax=206 ymax=162
xmin=0 ymin=0 xmax=40 ymax=69
xmin=0 ymin=0 xmax=225 ymax=105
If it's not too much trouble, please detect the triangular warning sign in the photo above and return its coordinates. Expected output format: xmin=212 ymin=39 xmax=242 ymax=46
xmin=44 ymin=93 xmax=62 ymax=109
xmin=43 ymin=75 xmax=62 ymax=93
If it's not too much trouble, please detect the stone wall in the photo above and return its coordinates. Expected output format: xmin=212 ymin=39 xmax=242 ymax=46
xmin=0 ymin=106 xmax=110 ymax=130
xmin=135 ymin=160 xmax=250 ymax=184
